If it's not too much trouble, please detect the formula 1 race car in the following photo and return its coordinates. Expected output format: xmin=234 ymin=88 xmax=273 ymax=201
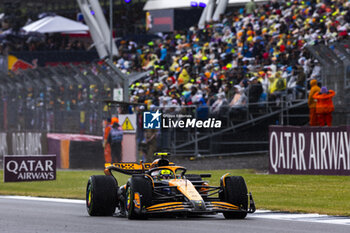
xmin=86 ymin=153 xmax=256 ymax=219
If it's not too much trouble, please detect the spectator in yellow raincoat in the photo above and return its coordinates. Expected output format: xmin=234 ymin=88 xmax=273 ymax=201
xmin=308 ymin=79 xmax=320 ymax=126
xmin=268 ymin=71 xmax=286 ymax=103
xmin=178 ymin=63 xmax=191 ymax=84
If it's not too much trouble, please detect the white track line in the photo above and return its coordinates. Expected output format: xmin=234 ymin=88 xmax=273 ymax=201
xmin=0 ymin=195 xmax=85 ymax=204
xmin=1 ymin=196 xmax=349 ymax=225
xmin=252 ymin=211 xmax=350 ymax=225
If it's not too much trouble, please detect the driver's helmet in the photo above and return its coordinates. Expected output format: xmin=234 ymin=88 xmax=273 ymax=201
xmin=159 ymin=169 xmax=174 ymax=180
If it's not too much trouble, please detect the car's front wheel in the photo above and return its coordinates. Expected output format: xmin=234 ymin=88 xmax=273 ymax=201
xmin=86 ymin=175 xmax=118 ymax=216
xmin=126 ymin=175 xmax=153 ymax=219
xmin=220 ymin=176 xmax=248 ymax=219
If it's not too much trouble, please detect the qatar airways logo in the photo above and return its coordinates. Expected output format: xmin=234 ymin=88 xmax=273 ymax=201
xmin=4 ymin=155 xmax=57 ymax=182
xmin=143 ymin=110 xmax=221 ymax=129
xmin=269 ymin=126 xmax=350 ymax=176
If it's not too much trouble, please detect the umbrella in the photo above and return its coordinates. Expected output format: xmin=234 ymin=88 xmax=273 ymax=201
xmin=22 ymin=15 xmax=89 ymax=34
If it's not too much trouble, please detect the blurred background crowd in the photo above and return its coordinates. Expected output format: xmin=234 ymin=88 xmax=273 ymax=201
xmin=113 ymin=0 xmax=349 ymax=119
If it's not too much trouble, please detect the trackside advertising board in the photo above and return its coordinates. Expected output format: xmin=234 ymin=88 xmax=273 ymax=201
xmin=269 ymin=126 xmax=350 ymax=175
xmin=4 ymin=155 xmax=56 ymax=182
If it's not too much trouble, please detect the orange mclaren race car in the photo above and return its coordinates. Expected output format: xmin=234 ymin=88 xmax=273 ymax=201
xmin=86 ymin=153 xmax=255 ymax=219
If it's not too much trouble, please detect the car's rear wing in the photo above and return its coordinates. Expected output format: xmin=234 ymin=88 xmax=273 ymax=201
xmin=104 ymin=162 xmax=151 ymax=175
xmin=104 ymin=161 xmax=175 ymax=176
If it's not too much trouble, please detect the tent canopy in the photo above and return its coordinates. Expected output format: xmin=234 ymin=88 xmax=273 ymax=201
xmin=22 ymin=15 xmax=89 ymax=34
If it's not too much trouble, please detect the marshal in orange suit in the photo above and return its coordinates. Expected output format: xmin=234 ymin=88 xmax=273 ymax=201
xmin=313 ymin=86 xmax=335 ymax=126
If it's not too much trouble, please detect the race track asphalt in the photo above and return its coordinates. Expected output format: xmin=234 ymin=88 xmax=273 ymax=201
xmin=0 ymin=197 xmax=348 ymax=233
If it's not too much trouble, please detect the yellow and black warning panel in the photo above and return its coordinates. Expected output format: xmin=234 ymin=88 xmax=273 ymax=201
xmin=122 ymin=117 xmax=134 ymax=131
xmin=118 ymin=114 xmax=136 ymax=133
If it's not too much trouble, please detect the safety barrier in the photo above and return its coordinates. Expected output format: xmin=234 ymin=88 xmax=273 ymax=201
xmin=0 ymin=62 xmax=124 ymax=135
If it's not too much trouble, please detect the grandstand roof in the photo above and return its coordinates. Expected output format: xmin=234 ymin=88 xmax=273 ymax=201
xmin=144 ymin=0 xmax=267 ymax=11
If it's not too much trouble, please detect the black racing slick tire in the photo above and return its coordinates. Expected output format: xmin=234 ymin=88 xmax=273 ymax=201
xmin=126 ymin=175 xmax=153 ymax=219
xmin=220 ymin=176 xmax=248 ymax=219
xmin=86 ymin=175 xmax=118 ymax=216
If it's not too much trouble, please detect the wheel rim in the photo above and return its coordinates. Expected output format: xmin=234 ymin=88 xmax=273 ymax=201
xmin=126 ymin=187 xmax=131 ymax=211
xmin=86 ymin=181 xmax=92 ymax=207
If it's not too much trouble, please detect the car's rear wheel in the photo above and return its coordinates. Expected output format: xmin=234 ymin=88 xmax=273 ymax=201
xmin=86 ymin=175 xmax=118 ymax=216
xmin=126 ymin=175 xmax=153 ymax=219
xmin=220 ymin=176 xmax=248 ymax=219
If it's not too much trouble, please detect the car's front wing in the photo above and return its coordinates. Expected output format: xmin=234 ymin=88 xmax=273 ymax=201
xmin=144 ymin=193 xmax=256 ymax=215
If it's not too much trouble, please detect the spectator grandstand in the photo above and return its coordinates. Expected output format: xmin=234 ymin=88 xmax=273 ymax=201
xmin=114 ymin=0 xmax=349 ymax=117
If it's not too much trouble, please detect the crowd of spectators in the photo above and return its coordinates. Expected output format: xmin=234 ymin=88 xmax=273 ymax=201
xmin=113 ymin=0 xmax=349 ymax=120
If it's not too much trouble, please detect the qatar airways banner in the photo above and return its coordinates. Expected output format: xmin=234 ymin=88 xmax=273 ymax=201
xmin=269 ymin=126 xmax=350 ymax=175
xmin=4 ymin=155 xmax=56 ymax=182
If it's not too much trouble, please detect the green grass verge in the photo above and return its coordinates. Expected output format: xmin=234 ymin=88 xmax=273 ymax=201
xmin=0 ymin=169 xmax=349 ymax=216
